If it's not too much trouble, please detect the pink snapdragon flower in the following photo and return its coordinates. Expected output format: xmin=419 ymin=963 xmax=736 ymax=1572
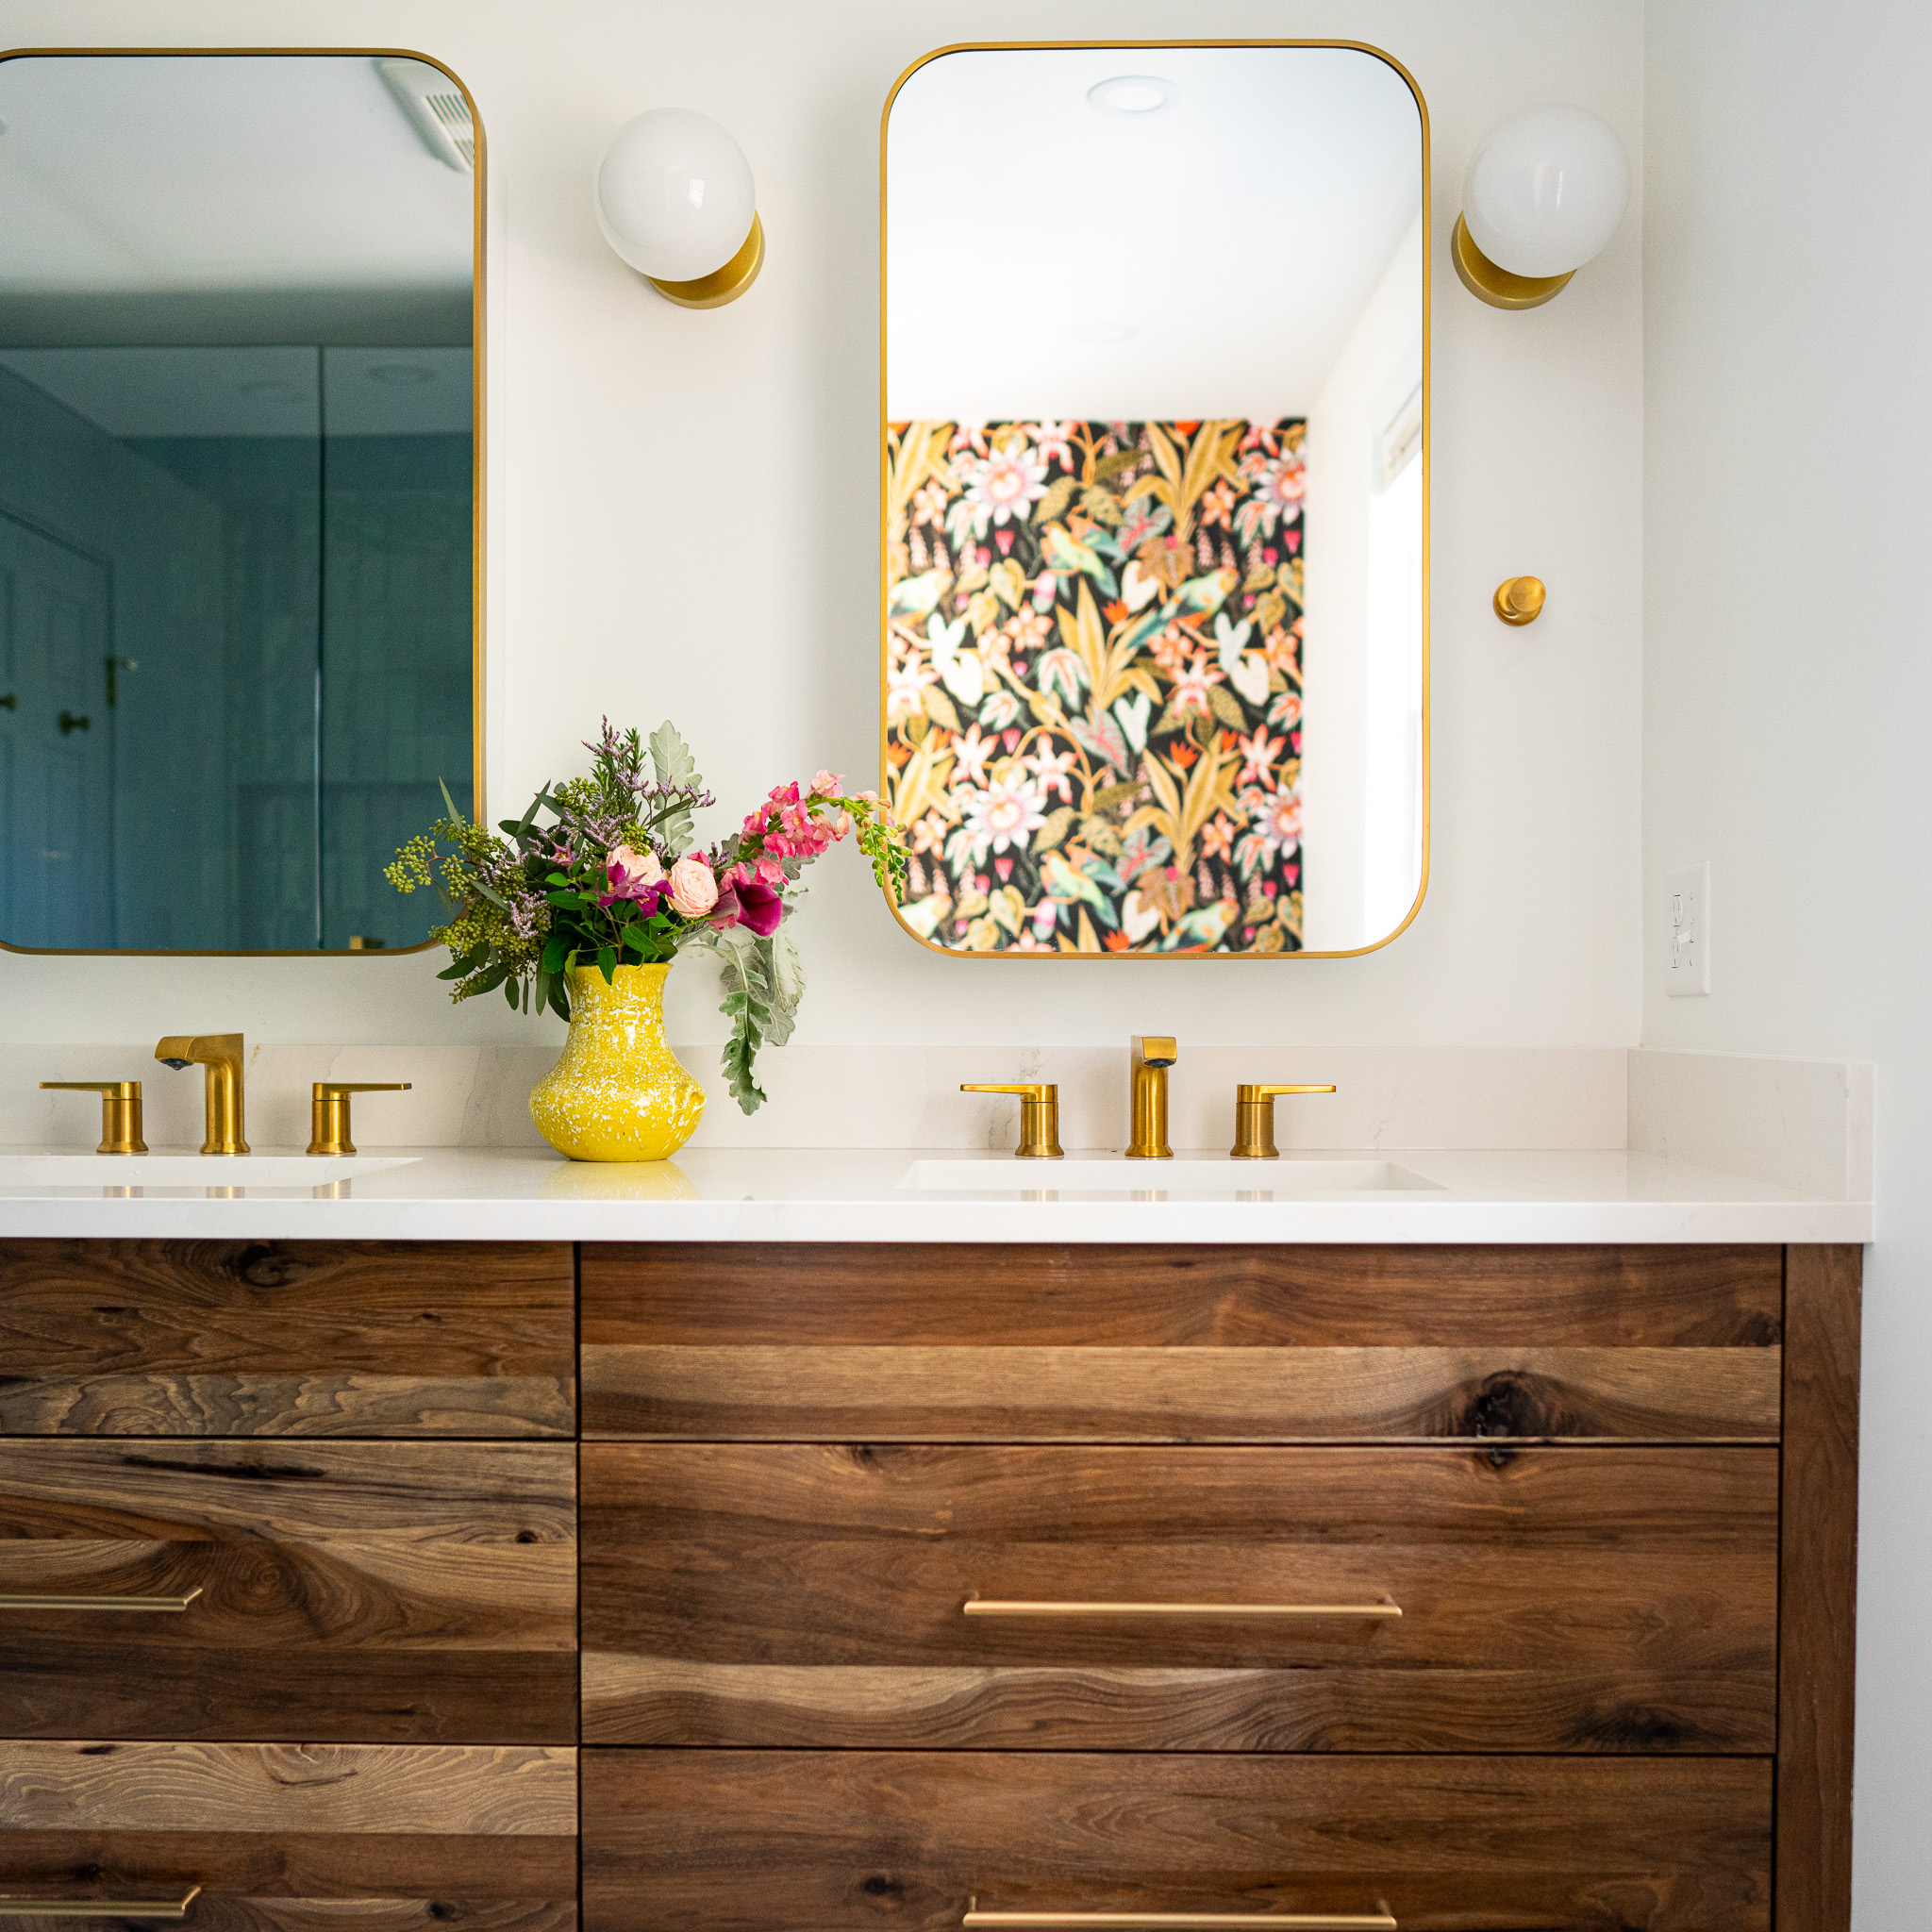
xmin=726 ymin=857 xmax=787 ymax=891
xmin=811 ymin=769 xmax=844 ymax=796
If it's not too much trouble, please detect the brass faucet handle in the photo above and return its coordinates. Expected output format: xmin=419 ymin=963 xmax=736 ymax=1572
xmin=308 ymin=1082 xmax=413 ymax=1158
xmin=42 ymin=1080 xmax=148 ymax=1155
xmin=960 ymin=1083 xmax=1063 ymax=1159
xmin=1230 ymin=1082 xmax=1338 ymax=1159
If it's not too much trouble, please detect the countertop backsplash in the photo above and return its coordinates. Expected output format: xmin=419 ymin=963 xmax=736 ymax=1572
xmin=0 ymin=1042 xmax=1870 ymax=1200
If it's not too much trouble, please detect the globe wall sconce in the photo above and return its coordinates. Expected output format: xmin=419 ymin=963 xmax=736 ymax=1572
xmin=1452 ymin=105 xmax=1629 ymax=309
xmin=594 ymin=108 xmax=764 ymax=308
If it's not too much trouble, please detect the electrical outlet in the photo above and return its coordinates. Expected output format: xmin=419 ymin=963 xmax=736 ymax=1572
xmin=1665 ymin=862 xmax=1710 ymax=996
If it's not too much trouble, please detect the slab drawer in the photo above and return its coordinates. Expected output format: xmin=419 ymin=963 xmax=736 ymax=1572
xmin=581 ymin=1243 xmax=1782 ymax=1441
xmin=0 ymin=1441 xmax=576 ymax=1741
xmin=0 ymin=1741 xmax=577 ymax=1931
xmin=583 ymin=1748 xmax=1770 ymax=1932
xmin=0 ymin=1241 xmax=575 ymax=1438
xmin=581 ymin=1441 xmax=1776 ymax=1752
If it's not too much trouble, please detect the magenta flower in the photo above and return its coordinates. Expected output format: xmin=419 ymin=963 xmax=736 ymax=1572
xmin=712 ymin=876 xmax=783 ymax=938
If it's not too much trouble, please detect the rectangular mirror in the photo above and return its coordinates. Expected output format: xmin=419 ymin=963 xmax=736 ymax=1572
xmin=0 ymin=50 xmax=479 ymax=953
xmin=882 ymin=42 xmax=1425 ymax=958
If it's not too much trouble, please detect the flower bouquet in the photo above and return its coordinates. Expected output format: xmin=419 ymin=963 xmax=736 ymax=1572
xmin=390 ymin=720 xmax=904 ymax=1120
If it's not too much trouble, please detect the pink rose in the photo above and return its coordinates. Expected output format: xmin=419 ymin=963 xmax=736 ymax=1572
xmin=811 ymin=769 xmax=844 ymax=796
xmin=607 ymin=843 xmax=662 ymax=891
xmin=667 ymin=854 xmax=719 ymax=917
xmin=597 ymin=843 xmax=666 ymax=908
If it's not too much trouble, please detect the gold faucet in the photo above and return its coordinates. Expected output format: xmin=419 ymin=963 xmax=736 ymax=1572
xmin=1126 ymin=1035 xmax=1177 ymax=1158
xmin=154 ymin=1033 xmax=248 ymax=1155
xmin=960 ymin=1083 xmax=1063 ymax=1158
xmin=1230 ymin=1082 xmax=1338 ymax=1158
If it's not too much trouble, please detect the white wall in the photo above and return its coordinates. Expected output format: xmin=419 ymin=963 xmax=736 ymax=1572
xmin=1642 ymin=4 xmax=1925 ymax=1919
xmin=0 ymin=0 xmax=1643 ymax=1082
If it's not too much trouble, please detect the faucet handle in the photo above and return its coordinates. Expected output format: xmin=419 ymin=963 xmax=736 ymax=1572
xmin=308 ymin=1082 xmax=412 ymax=1158
xmin=41 ymin=1081 xmax=148 ymax=1156
xmin=960 ymin=1083 xmax=1063 ymax=1159
xmin=1231 ymin=1082 xmax=1337 ymax=1159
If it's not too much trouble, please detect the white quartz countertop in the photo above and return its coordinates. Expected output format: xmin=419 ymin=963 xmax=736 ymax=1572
xmin=0 ymin=1144 xmax=1873 ymax=1243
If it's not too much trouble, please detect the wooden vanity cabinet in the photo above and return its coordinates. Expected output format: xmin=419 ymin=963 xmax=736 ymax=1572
xmin=581 ymin=1241 xmax=1860 ymax=1932
xmin=0 ymin=1237 xmax=1859 ymax=1932
xmin=0 ymin=1241 xmax=580 ymax=1924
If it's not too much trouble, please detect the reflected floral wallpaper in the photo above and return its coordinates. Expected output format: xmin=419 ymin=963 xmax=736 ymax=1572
xmin=884 ymin=418 xmax=1306 ymax=954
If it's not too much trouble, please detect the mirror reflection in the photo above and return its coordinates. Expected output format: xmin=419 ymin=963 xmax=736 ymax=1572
xmin=883 ymin=44 xmax=1425 ymax=957
xmin=0 ymin=53 xmax=477 ymax=952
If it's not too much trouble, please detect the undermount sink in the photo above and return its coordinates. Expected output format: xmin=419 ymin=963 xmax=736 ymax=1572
xmin=0 ymin=1153 xmax=421 ymax=1188
xmin=901 ymin=1156 xmax=1441 ymax=1195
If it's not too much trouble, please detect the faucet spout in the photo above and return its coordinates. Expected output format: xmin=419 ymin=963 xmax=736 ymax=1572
xmin=1126 ymin=1034 xmax=1176 ymax=1159
xmin=154 ymin=1033 xmax=248 ymax=1156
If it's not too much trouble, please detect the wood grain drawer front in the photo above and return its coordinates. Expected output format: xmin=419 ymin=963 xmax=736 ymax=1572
xmin=0 ymin=1741 xmax=576 ymax=1932
xmin=0 ymin=1241 xmax=575 ymax=1438
xmin=583 ymin=1749 xmax=1770 ymax=1932
xmin=581 ymin=1243 xmax=1782 ymax=1441
xmin=581 ymin=1442 xmax=1777 ymax=1753
xmin=0 ymin=1442 xmax=576 ymax=1742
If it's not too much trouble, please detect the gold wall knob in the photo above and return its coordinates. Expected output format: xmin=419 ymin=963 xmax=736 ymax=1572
xmin=960 ymin=1083 xmax=1062 ymax=1158
xmin=1493 ymin=575 xmax=1546 ymax=625
xmin=308 ymin=1082 xmax=413 ymax=1158
xmin=1230 ymin=1082 xmax=1337 ymax=1159
xmin=41 ymin=1080 xmax=146 ymax=1155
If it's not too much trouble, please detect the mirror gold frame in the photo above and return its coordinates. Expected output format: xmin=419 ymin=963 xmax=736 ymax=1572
xmin=879 ymin=39 xmax=1428 ymax=961
xmin=0 ymin=44 xmax=485 ymax=958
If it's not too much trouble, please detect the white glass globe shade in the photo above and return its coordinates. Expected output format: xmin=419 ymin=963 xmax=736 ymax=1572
xmin=1462 ymin=105 xmax=1629 ymax=279
xmin=594 ymin=108 xmax=756 ymax=282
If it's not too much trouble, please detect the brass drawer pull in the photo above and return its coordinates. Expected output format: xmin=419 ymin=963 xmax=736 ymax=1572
xmin=0 ymin=1587 xmax=202 ymax=1613
xmin=964 ymin=1912 xmax=1395 ymax=1929
xmin=0 ymin=1889 xmax=202 ymax=1919
xmin=963 ymin=1599 xmax=1400 ymax=1621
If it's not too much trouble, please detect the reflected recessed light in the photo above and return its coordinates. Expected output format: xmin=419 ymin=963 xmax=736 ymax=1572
xmin=1069 ymin=320 xmax=1136 ymax=344
xmin=368 ymin=363 xmax=435 ymax=386
xmin=1087 ymin=75 xmax=1176 ymax=116
xmin=238 ymin=378 xmax=300 ymax=397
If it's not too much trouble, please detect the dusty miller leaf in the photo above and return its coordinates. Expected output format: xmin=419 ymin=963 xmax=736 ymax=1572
xmin=648 ymin=720 xmax=700 ymax=857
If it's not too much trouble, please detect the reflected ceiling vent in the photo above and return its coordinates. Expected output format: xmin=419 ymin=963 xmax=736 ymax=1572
xmin=379 ymin=58 xmax=475 ymax=173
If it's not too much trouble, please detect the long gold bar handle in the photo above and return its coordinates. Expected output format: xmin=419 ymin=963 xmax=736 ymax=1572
xmin=964 ymin=1910 xmax=1395 ymax=1929
xmin=963 ymin=1599 xmax=1398 ymax=1620
xmin=0 ymin=1587 xmax=202 ymax=1613
xmin=0 ymin=1889 xmax=203 ymax=1919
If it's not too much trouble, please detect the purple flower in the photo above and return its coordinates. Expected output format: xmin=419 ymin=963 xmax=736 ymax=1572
xmin=711 ymin=877 xmax=783 ymax=938
xmin=596 ymin=842 xmax=666 ymax=910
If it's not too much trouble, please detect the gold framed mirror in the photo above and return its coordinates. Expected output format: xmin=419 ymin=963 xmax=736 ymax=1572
xmin=881 ymin=41 xmax=1426 ymax=958
xmin=0 ymin=46 xmax=482 ymax=955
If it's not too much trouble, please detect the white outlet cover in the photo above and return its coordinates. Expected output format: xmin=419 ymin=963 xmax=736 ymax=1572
xmin=1665 ymin=861 xmax=1711 ymax=997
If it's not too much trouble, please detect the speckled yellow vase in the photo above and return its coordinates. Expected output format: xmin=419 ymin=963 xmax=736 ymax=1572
xmin=528 ymin=962 xmax=705 ymax=1162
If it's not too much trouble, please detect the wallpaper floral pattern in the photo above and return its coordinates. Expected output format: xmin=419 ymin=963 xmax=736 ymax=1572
xmin=884 ymin=418 xmax=1307 ymax=953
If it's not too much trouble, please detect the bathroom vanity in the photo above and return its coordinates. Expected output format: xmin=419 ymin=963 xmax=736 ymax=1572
xmin=0 ymin=1167 xmax=1862 ymax=1932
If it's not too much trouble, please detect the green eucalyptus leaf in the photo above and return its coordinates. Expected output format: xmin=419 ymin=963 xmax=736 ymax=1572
xmin=503 ymin=972 xmax=519 ymax=1009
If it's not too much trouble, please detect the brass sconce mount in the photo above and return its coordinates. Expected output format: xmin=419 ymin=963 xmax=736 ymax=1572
xmin=1493 ymin=576 xmax=1546 ymax=626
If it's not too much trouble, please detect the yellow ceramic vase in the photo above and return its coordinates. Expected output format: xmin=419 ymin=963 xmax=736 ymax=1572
xmin=528 ymin=962 xmax=706 ymax=1162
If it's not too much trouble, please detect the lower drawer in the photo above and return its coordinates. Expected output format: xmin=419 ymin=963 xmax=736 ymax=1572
xmin=0 ymin=1441 xmax=576 ymax=1741
xmin=0 ymin=1741 xmax=577 ymax=1931
xmin=583 ymin=1749 xmax=1770 ymax=1932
